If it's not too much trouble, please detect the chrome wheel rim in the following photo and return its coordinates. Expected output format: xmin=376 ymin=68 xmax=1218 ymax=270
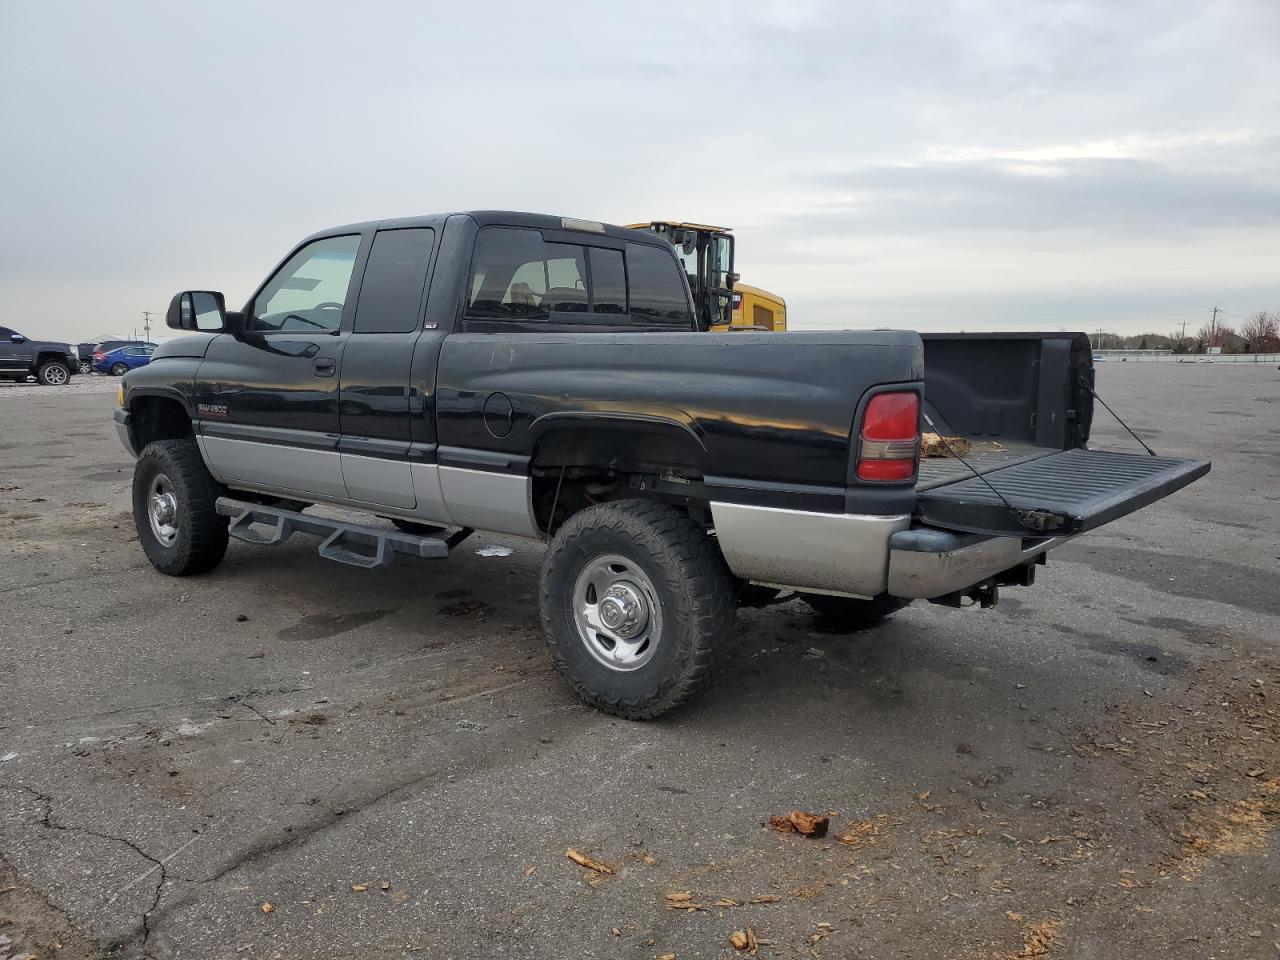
xmin=148 ymin=473 xmax=179 ymax=546
xmin=572 ymin=554 xmax=662 ymax=672
xmin=45 ymin=365 xmax=68 ymax=384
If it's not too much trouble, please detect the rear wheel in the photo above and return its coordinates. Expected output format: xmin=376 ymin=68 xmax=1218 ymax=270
xmin=37 ymin=361 xmax=70 ymax=386
xmin=540 ymin=500 xmax=735 ymax=719
xmin=78 ymin=360 xmax=93 ymax=374
xmin=800 ymin=593 xmax=911 ymax=630
xmin=110 ymin=362 xmax=128 ymax=376
xmin=132 ymin=438 xmax=228 ymax=576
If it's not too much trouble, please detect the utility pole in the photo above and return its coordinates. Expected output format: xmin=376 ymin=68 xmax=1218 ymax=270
xmin=142 ymin=311 xmax=157 ymax=342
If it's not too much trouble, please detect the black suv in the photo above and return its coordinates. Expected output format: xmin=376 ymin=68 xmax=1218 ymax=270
xmin=0 ymin=326 xmax=79 ymax=385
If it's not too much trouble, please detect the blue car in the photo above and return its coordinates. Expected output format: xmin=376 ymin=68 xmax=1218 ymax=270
xmin=96 ymin=344 xmax=155 ymax=376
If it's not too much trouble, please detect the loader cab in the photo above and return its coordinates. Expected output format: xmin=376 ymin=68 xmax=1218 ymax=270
xmin=628 ymin=221 xmax=735 ymax=331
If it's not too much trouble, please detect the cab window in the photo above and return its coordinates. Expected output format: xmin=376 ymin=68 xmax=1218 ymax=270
xmin=249 ymin=235 xmax=362 ymax=333
xmin=353 ymin=228 xmax=436 ymax=334
xmin=626 ymin=243 xmax=693 ymax=326
xmin=467 ymin=228 xmax=590 ymax=320
xmin=465 ymin=227 xmax=691 ymax=329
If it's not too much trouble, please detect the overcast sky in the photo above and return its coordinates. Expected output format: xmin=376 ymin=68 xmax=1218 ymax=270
xmin=2 ymin=0 xmax=1277 ymax=341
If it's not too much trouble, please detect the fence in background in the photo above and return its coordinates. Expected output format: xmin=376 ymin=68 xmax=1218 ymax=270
xmin=1095 ymin=350 xmax=1280 ymax=363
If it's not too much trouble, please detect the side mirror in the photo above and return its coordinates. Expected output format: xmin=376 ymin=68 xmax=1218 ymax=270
xmin=166 ymin=291 xmax=234 ymax=332
xmin=9 ymin=334 xmax=25 ymax=343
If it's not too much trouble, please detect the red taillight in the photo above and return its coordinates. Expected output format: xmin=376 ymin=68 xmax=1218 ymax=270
xmin=862 ymin=392 xmax=919 ymax=441
xmin=93 ymin=351 xmax=104 ymax=360
xmin=856 ymin=391 xmax=919 ymax=482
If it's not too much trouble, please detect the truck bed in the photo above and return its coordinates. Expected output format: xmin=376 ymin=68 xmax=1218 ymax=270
xmin=916 ymin=439 xmax=1054 ymax=491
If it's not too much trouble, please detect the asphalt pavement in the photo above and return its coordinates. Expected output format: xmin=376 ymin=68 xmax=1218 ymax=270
xmin=1 ymin=363 xmax=1277 ymax=959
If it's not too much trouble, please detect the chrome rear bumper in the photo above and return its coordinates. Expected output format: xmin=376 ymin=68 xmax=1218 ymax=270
xmin=887 ymin=527 xmax=1070 ymax=599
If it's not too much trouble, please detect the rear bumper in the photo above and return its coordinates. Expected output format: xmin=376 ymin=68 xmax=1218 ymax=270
xmin=886 ymin=526 xmax=1070 ymax=599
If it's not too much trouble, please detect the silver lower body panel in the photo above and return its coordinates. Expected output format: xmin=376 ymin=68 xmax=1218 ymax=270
xmin=199 ymin=435 xmax=350 ymax=502
xmin=438 ymin=466 xmax=538 ymax=538
xmin=710 ymin=502 xmax=911 ymax=599
xmin=340 ymin=452 xmax=417 ymax=510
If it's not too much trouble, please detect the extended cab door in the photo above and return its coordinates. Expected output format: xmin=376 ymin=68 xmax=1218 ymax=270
xmin=194 ymin=233 xmax=366 ymax=501
xmin=434 ymin=225 xmax=696 ymax=537
xmin=338 ymin=227 xmax=440 ymax=512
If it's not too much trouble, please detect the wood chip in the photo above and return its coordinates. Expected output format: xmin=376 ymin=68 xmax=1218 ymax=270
xmin=837 ymin=819 xmax=882 ymax=846
xmin=351 ymin=883 xmax=367 ymax=892
xmin=921 ymin=432 xmax=972 ymax=458
xmin=260 ymin=902 xmax=274 ymax=913
xmin=749 ymin=894 xmax=782 ymax=903
xmin=565 ymin=848 xmax=613 ymax=874
xmin=380 ymin=881 xmax=391 ymax=890
xmin=665 ymin=891 xmax=706 ymax=911
xmin=730 ymin=926 xmax=760 ymax=953
xmin=715 ymin=898 xmax=739 ymax=907
xmin=524 ymin=865 xmax=536 ymax=876
xmin=768 ymin=810 xmax=829 ymax=837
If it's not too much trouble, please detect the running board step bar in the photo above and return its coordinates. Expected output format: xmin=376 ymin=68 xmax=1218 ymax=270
xmin=216 ymin=497 xmax=468 ymax=569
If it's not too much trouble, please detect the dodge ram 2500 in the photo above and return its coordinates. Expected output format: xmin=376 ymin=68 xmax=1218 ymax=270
xmin=114 ymin=211 xmax=1209 ymax=718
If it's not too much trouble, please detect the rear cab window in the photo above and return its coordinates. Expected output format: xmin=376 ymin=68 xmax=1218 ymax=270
xmin=464 ymin=227 xmax=693 ymax=331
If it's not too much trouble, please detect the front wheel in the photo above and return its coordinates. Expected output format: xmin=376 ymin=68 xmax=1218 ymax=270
xmin=78 ymin=360 xmax=93 ymax=375
xmin=132 ymin=438 xmax=229 ymax=576
xmin=540 ymin=500 xmax=735 ymax=720
xmin=799 ymin=592 xmax=911 ymax=630
xmin=110 ymin=362 xmax=128 ymax=376
xmin=37 ymin=361 xmax=70 ymax=386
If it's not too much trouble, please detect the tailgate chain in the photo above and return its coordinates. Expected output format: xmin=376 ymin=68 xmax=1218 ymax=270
xmin=921 ymin=412 xmax=1055 ymax=534
xmin=1077 ymin=376 xmax=1158 ymax=457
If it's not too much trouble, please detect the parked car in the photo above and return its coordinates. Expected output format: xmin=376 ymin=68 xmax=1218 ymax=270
xmin=96 ymin=344 xmax=155 ymax=376
xmin=76 ymin=342 xmax=98 ymax=373
xmin=0 ymin=325 xmax=79 ymax=385
xmin=114 ymin=210 xmax=1210 ymax=719
xmin=90 ymin=340 xmax=154 ymax=373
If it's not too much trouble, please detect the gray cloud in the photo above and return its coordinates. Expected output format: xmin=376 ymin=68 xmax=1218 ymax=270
xmin=803 ymin=155 xmax=1280 ymax=233
xmin=0 ymin=0 xmax=1278 ymax=338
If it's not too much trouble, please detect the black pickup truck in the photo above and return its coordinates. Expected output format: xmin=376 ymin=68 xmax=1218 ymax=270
xmin=114 ymin=211 xmax=1209 ymax=718
xmin=0 ymin=326 xmax=79 ymax=385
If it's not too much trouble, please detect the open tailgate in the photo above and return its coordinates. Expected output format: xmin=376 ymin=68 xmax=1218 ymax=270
xmin=916 ymin=448 xmax=1210 ymax=537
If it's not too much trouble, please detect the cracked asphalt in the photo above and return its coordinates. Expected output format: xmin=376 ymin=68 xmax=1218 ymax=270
xmin=1 ymin=364 xmax=1278 ymax=959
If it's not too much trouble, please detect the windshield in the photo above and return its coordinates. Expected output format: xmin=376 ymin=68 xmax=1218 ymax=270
xmin=672 ymin=243 xmax=698 ymax=290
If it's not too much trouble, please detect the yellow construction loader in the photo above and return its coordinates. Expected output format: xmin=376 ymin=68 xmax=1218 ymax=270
xmin=626 ymin=221 xmax=786 ymax=332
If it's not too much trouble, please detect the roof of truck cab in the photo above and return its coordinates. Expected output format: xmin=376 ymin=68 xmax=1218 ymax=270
xmin=304 ymin=211 xmax=668 ymax=246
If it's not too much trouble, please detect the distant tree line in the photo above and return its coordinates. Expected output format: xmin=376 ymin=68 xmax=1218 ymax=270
xmin=1092 ymin=311 xmax=1280 ymax=354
